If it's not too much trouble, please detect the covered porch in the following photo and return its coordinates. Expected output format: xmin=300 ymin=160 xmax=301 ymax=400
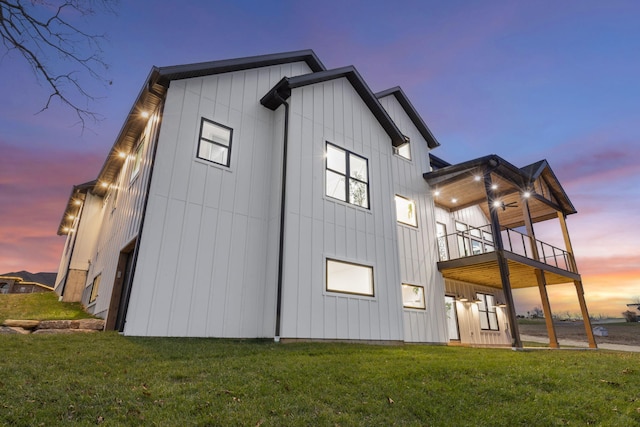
xmin=425 ymin=154 xmax=597 ymax=349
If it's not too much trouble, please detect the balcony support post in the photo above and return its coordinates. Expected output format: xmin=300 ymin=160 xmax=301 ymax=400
xmin=558 ymin=212 xmax=597 ymax=348
xmin=522 ymin=198 xmax=559 ymax=348
xmin=484 ymin=171 xmax=522 ymax=348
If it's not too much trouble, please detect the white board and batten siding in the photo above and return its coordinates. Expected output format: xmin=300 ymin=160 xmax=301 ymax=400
xmin=80 ymin=107 xmax=161 ymax=317
xmin=378 ymin=94 xmax=448 ymax=344
xmin=278 ymin=78 xmax=404 ymax=341
xmin=445 ymin=279 xmax=511 ymax=346
xmin=124 ymin=62 xmax=314 ymax=337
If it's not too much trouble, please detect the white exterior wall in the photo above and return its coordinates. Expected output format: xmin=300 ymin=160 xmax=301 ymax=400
xmin=436 ymin=205 xmax=512 ymax=346
xmin=278 ymin=78 xmax=404 ymax=341
xmin=445 ymin=279 xmax=511 ymax=346
xmin=82 ymin=108 xmax=162 ymax=317
xmin=124 ymin=61 xmax=313 ymax=337
xmin=378 ymin=95 xmax=448 ymax=343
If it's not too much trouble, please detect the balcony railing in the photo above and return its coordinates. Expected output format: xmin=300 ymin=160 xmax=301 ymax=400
xmin=437 ymin=224 xmax=577 ymax=273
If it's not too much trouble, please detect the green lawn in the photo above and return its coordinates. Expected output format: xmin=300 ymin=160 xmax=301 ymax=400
xmin=0 ymin=292 xmax=94 ymax=323
xmin=1 ymin=334 xmax=639 ymax=426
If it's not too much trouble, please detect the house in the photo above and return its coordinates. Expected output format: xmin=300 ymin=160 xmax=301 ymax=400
xmin=54 ymin=50 xmax=596 ymax=348
xmin=0 ymin=271 xmax=54 ymax=294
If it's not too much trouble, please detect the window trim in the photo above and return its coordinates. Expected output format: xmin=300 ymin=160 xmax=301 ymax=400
xmin=325 ymin=258 xmax=375 ymax=297
xmin=325 ymin=142 xmax=370 ymax=209
xmin=477 ymin=292 xmax=499 ymax=331
xmin=89 ymin=274 xmax=101 ymax=304
xmin=130 ymin=136 xmax=145 ymax=184
xmin=196 ymin=117 xmax=233 ymax=168
xmin=395 ymin=194 xmax=418 ymax=228
xmin=393 ymin=135 xmax=411 ymax=161
xmin=401 ymin=283 xmax=426 ymax=310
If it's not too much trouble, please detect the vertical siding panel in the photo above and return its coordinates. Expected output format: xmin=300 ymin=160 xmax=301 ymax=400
xmin=169 ymin=202 xmax=201 ymax=336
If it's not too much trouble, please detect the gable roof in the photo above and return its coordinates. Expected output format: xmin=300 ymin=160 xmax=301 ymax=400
xmin=95 ymin=50 xmax=326 ymax=198
xmin=261 ymin=66 xmax=406 ymax=147
xmin=375 ymin=87 xmax=440 ymax=149
xmin=156 ymin=50 xmax=325 ymax=84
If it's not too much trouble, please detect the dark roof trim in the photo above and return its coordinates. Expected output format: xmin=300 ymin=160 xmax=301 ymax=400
xmin=261 ymin=66 xmax=406 ymax=146
xmin=57 ymin=180 xmax=98 ymax=235
xmin=429 ymin=153 xmax=451 ymax=169
xmin=157 ymin=50 xmax=326 ymax=84
xmin=375 ymin=86 xmax=440 ymax=149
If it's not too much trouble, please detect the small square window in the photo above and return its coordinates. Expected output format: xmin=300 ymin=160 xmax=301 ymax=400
xmin=326 ymin=259 xmax=374 ymax=296
xmin=395 ymin=195 xmax=417 ymax=227
xmin=402 ymin=284 xmax=425 ymax=309
xmin=393 ymin=137 xmax=411 ymax=160
xmin=197 ymin=118 xmax=233 ymax=167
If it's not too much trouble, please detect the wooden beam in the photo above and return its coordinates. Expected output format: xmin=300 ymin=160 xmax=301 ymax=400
xmin=575 ymin=280 xmax=598 ymax=348
xmin=485 ymin=172 xmax=522 ymax=348
xmin=522 ymin=198 xmax=558 ymax=348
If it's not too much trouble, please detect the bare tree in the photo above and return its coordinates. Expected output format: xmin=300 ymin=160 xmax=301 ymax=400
xmin=0 ymin=0 xmax=115 ymax=127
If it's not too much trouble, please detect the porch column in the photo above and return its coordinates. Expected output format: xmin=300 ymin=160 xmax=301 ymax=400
xmin=484 ymin=172 xmax=522 ymax=348
xmin=522 ymin=198 xmax=559 ymax=348
xmin=557 ymin=212 xmax=597 ymax=349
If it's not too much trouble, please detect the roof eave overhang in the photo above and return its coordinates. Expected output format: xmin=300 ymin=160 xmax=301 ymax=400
xmin=261 ymin=67 xmax=406 ymax=146
xmin=375 ymin=86 xmax=440 ymax=149
xmin=56 ymin=180 xmax=97 ymax=235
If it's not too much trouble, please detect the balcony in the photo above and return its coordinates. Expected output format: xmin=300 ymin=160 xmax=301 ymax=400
xmin=436 ymin=224 xmax=580 ymax=289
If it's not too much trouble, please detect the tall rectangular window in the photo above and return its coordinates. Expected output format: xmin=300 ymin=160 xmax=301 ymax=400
xmin=436 ymin=222 xmax=449 ymax=261
xmin=89 ymin=274 xmax=101 ymax=304
xmin=197 ymin=118 xmax=233 ymax=167
xmin=326 ymin=259 xmax=374 ymax=296
xmin=395 ymin=195 xmax=417 ymax=227
xmin=477 ymin=293 xmax=499 ymax=331
xmin=130 ymin=136 xmax=145 ymax=183
xmin=325 ymin=142 xmax=369 ymax=209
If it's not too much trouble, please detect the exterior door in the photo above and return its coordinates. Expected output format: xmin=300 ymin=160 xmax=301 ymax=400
xmin=105 ymin=240 xmax=136 ymax=331
xmin=445 ymin=295 xmax=460 ymax=341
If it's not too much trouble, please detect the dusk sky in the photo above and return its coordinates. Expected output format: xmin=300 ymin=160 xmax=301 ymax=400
xmin=1 ymin=1 xmax=638 ymax=317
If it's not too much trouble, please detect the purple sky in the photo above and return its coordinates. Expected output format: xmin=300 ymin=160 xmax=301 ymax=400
xmin=1 ymin=1 xmax=638 ymax=316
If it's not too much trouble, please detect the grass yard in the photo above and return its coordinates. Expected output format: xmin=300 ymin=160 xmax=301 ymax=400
xmin=0 ymin=292 xmax=94 ymax=323
xmin=1 ymin=334 xmax=639 ymax=426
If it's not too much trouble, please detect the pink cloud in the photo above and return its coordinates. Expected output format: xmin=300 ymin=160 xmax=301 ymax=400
xmin=0 ymin=142 xmax=103 ymax=273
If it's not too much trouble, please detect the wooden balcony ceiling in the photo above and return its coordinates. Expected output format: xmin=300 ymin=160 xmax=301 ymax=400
xmin=438 ymin=252 xmax=581 ymax=289
xmin=425 ymin=156 xmax=576 ymax=228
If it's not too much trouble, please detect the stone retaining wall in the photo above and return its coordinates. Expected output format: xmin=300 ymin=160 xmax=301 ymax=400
xmin=0 ymin=319 xmax=104 ymax=334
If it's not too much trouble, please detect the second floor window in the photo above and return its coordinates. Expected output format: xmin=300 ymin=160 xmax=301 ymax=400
xmin=197 ymin=118 xmax=233 ymax=167
xmin=325 ymin=142 xmax=369 ymax=209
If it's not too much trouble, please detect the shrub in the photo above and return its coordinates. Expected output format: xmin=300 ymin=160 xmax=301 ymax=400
xmin=622 ymin=310 xmax=638 ymax=322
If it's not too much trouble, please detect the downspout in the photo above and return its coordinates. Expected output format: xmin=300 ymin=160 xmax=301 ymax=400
xmin=274 ymin=92 xmax=290 ymax=342
xmin=115 ymin=95 xmax=167 ymax=332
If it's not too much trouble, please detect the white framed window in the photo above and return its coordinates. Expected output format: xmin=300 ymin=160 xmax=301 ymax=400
xmin=197 ymin=118 xmax=233 ymax=167
xmin=402 ymin=284 xmax=425 ymax=309
xmin=393 ymin=136 xmax=411 ymax=160
xmin=326 ymin=258 xmax=374 ymax=297
xmin=325 ymin=142 xmax=369 ymax=209
xmin=477 ymin=293 xmax=499 ymax=331
xmin=130 ymin=137 xmax=145 ymax=183
xmin=436 ymin=222 xmax=449 ymax=261
xmin=395 ymin=195 xmax=417 ymax=227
